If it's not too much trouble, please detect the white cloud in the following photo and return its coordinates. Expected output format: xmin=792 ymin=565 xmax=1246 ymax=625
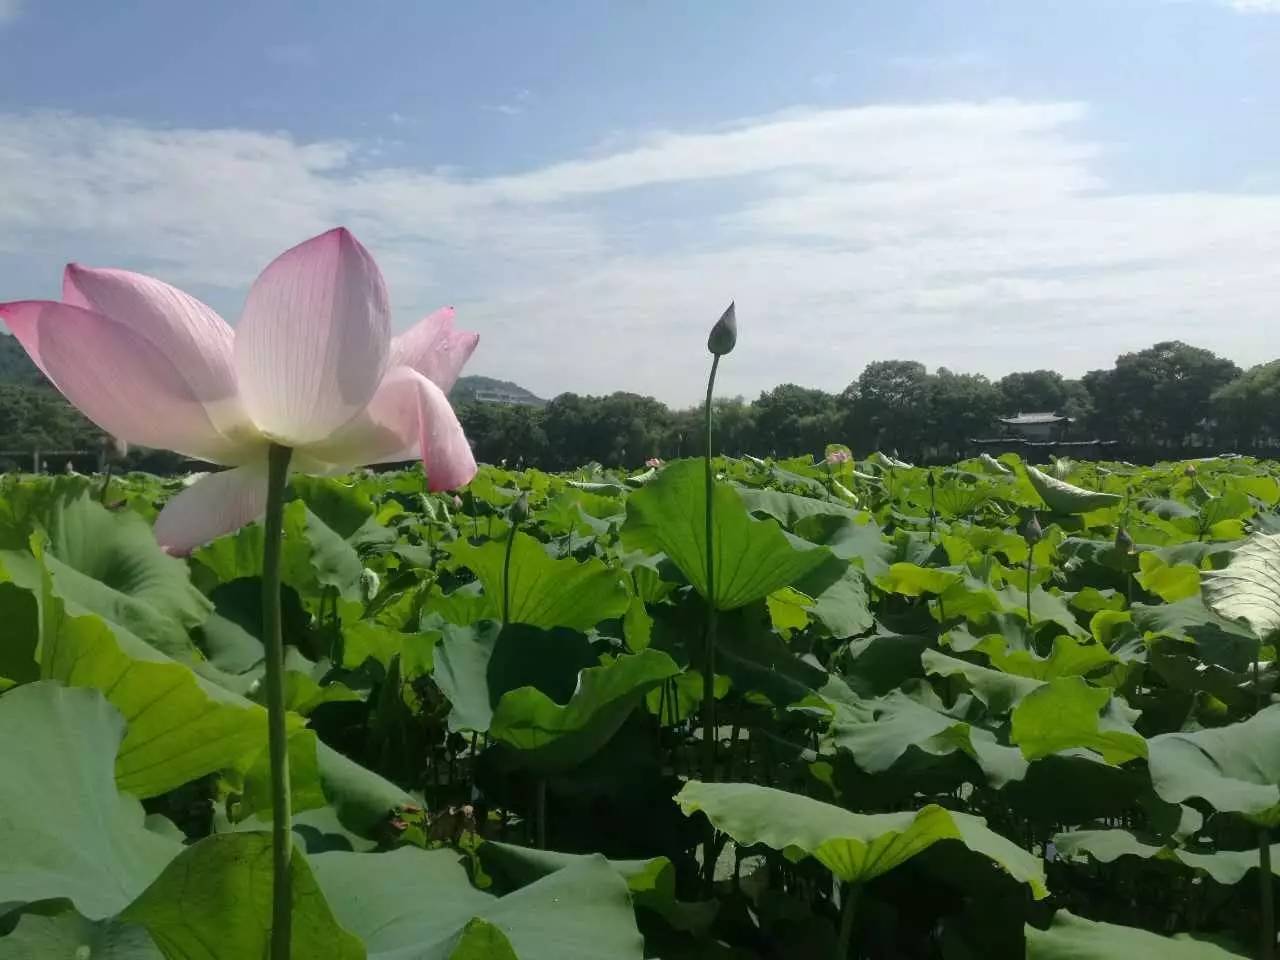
xmin=1225 ymin=0 xmax=1280 ymax=10
xmin=0 ymin=0 xmax=22 ymax=26
xmin=1 ymin=101 xmax=1279 ymax=405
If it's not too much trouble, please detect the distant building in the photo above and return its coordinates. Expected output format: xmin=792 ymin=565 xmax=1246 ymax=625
xmin=999 ymin=412 xmax=1072 ymax=442
xmin=472 ymin=388 xmax=542 ymax=406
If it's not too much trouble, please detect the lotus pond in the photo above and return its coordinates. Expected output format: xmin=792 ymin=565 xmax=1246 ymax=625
xmin=1 ymin=451 xmax=1278 ymax=959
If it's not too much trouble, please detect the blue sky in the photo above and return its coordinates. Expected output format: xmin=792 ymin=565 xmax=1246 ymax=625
xmin=1 ymin=0 xmax=1278 ymax=404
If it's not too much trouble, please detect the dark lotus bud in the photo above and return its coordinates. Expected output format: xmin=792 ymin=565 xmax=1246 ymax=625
xmin=1023 ymin=513 xmax=1043 ymax=545
xmin=1115 ymin=526 xmax=1135 ymax=555
xmin=927 ymin=470 xmax=936 ymax=488
xmin=509 ymin=491 xmax=530 ymax=524
xmin=707 ymin=301 xmax=737 ymax=356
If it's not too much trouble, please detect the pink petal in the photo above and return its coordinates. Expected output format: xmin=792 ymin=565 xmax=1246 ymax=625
xmin=306 ymin=366 xmax=477 ymax=490
xmin=0 ymin=300 xmax=256 ymax=464
xmin=234 ymin=228 xmax=390 ymax=446
xmin=63 ymin=264 xmax=249 ymax=439
xmin=389 ymin=306 xmax=479 ymax=394
xmin=153 ymin=463 xmax=268 ymax=554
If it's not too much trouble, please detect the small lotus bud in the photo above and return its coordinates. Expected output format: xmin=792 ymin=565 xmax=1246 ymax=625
xmin=1022 ymin=513 xmax=1043 ymax=545
xmin=1115 ymin=526 xmax=1135 ymax=555
xmin=359 ymin=568 xmax=380 ymax=603
xmin=645 ymin=457 xmax=664 ymax=469
xmin=509 ymin=491 xmax=530 ymax=524
xmin=926 ymin=470 xmax=936 ymax=488
xmin=453 ymin=494 xmax=464 ymax=509
xmin=1184 ymin=463 xmax=1198 ymax=478
xmin=706 ymin=301 xmax=737 ymax=356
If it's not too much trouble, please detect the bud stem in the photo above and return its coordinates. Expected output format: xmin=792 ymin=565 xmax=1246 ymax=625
xmin=700 ymin=353 xmax=721 ymax=893
xmin=262 ymin=443 xmax=294 ymax=960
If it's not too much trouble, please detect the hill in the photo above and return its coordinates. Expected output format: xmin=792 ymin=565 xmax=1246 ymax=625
xmin=0 ymin=332 xmax=46 ymax=387
xmin=450 ymin=375 xmax=545 ymax=407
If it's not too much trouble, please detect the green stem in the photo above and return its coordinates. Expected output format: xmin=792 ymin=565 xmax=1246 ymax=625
xmin=262 ymin=443 xmax=294 ymax=960
xmin=1262 ymin=827 xmax=1274 ymax=960
xmin=1025 ymin=556 xmax=1034 ymax=631
xmin=836 ymin=882 xmax=862 ymax=959
xmin=502 ymin=520 xmax=517 ymax=625
xmin=701 ymin=354 xmax=721 ymax=896
xmin=98 ymin=461 xmax=113 ymax=504
xmin=701 ymin=353 xmax=721 ymax=785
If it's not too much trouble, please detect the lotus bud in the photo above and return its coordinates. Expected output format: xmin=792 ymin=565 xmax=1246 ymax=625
xmin=509 ymin=491 xmax=530 ymax=524
xmin=1184 ymin=463 xmax=1197 ymax=479
xmin=645 ymin=457 xmax=664 ymax=469
xmin=825 ymin=449 xmax=851 ymax=465
xmin=1115 ymin=526 xmax=1135 ymax=555
xmin=359 ymin=568 xmax=380 ymax=603
xmin=1022 ymin=513 xmax=1043 ymax=545
xmin=706 ymin=301 xmax=737 ymax=356
xmin=927 ymin=470 xmax=936 ymax=488
xmin=453 ymin=494 xmax=463 ymax=509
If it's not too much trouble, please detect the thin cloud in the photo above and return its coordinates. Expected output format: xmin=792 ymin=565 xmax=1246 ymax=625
xmin=484 ymin=88 xmax=534 ymax=116
xmin=1 ymin=101 xmax=1278 ymax=405
xmin=1224 ymin=0 xmax=1280 ymax=10
xmin=0 ymin=0 xmax=22 ymax=27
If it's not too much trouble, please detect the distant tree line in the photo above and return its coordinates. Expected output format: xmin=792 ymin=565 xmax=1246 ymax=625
xmin=457 ymin=341 xmax=1279 ymax=468
xmin=0 ymin=335 xmax=1275 ymax=471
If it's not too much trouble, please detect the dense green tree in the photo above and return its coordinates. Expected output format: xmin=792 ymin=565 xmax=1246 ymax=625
xmin=843 ymin=360 xmax=932 ymax=457
xmin=541 ymin=391 xmax=671 ymax=468
xmin=751 ymin=384 xmax=841 ymax=459
xmin=929 ymin=369 xmax=1001 ymax=455
xmin=669 ymin=397 xmax=757 ymax=459
xmin=997 ymin=369 xmax=1067 ymax=414
xmin=1212 ymin=360 xmax=1280 ymax=451
xmin=1085 ymin=341 xmax=1240 ymax=450
xmin=455 ymin=402 xmax=550 ymax=467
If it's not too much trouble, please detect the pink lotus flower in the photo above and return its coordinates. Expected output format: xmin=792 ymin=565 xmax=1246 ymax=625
xmin=1 ymin=228 xmax=479 ymax=553
xmin=645 ymin=457 xmax=664 ymax=469
xmin=825 ymin=449 xmax=852 ymax=465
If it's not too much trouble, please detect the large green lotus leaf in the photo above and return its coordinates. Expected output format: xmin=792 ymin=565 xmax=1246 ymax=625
xmin=830 ymin=689 xmax=1028 ymax=787
xmin=0 ymin=913 xmax=163 ymax=959
xmin=1010 ymin=678 xmax=1147 ymax=764
xmin=793 ymin=554 xmax=874 ymax=637
xmin=793 ymin=514 xmax=894 ymax=581
xmin=40 ymin=593 xmax=272 ymax=799
xmin=0 ymin=682 xmax=181 ymax=920
xmin=875 ymin=562 xmax=962 ymax=597
xmin=446 ymin=531 xmax=630 ymax=631
xmin=312 ymin=741 xmax=416 ymax=838
xmin=1130 ymin=597 xmax=1258 ymax=672
xmin=1147 ymin=706 xmax=1280 ymax=821
xmin=447 ymin=919 xmax=517 ymax=960
xmin=675 ymin=781 xmax=1047 ymax=897
xmin=2 ymin=492 xmax=210 ymax=659
xmin=1135 ymin=553 xmax=1201 ymax=603
xmin=490 ymin=648 xmax=680 ymax=772
xmin=119 ymin=832 xmax=363 ymax=959
xmin=311 ymin=846 xmax=645 ymax=960
xmin=621 ymin=458 xmax=832 ymax=610
xmin=429 ymin=620 xmax=504 ymax=733
xmin=1025 ymin=910 xmax=1246 ymax=959
xmin=1025 ymin=465 xmax=1121 ymax=513
xmin=192 ymin=500 xmax=363 ymax=602
xmin=287 ymin=474 xmax=376 ymax=540
xmin=1055 ymin=829 xmax=1280 ymax=885
xmin=736 ymin=487 xmax=857 ymax=527
xmin=965 ymin=632 xmax=1115 ymax=680
xmin=944 ymin=581 xmax=1088 ymax=638
xmin=922 ymin=649 xmax=1044 ymax=715
xmin=1202 ymin=532 xmax=1280 ymax=639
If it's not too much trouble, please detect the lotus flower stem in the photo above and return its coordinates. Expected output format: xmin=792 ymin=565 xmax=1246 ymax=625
xmin=502 ymin=524 xmax=517 ymax=624
xmin=835 ymin=882 xmax=862 ymax=958
xmin=98 ymin=462 xmax=113 ymax=504
xmin=1260 ymin=826 xmax=1274 ymax=960
xmin=701 ymin=353 xmax=721 ymax=786
xmin=262 ymin=442 xmax=294 ymax=960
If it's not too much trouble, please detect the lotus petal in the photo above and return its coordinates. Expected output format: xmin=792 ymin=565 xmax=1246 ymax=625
xmin=389 ymin=306 xmax=479 ymax=393
xmin=153 ymin=463 xmax=270 ymax=554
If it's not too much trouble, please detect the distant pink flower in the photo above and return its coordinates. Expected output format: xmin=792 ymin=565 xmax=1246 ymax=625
xmin=825 ymin=449 xmax=852 ymax=465
xmin=1 ymin=228 xmax=479 ymax=553
xmin=645 ymin=457 xmax=664 ymax=469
